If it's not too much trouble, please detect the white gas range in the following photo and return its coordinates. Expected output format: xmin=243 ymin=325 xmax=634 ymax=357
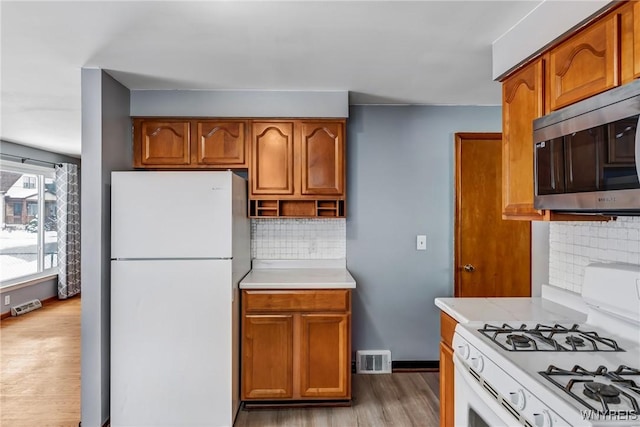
xmin=453 ymin=263 xmax=640 ymax=427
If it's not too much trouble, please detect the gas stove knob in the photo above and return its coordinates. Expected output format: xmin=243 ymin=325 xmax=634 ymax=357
xmin=509 ymin=389 xmax=526 ymax=410
xmin=456 ymin=344 xmax=470 ymax=360
xmin=533 ymin=410 xmax=552 ymax=427
xmin=470 ymin=355 xmax=484 ymax=372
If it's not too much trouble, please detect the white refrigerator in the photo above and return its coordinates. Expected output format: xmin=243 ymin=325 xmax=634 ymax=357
xmin=110 ymin=171 xmax=250 ymax=427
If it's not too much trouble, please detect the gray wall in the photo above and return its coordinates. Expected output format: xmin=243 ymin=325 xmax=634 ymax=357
xmin=346 ymin=105 xmax=502 ymax=360
xmin=81 ymin=69 xmax=131 ymax=427
xmin=0 ymin=140 xmax=80 ymax=316
xmin=131 ymin=90 xmax=349 ymax=117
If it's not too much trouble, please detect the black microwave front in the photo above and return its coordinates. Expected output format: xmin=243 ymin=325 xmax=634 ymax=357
xmin=533 ymin=80 xmax=640 ymax=214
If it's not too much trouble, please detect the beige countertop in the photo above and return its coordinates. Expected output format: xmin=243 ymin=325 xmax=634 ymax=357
xmin=434 ymin=285 xmax=588 ymax=324
xmin=239 ymin=259 xmax=356 ymax=290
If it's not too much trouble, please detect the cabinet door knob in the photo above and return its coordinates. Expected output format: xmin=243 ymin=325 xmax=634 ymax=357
xmin=463 ymin=264 xmax=475 ymax=272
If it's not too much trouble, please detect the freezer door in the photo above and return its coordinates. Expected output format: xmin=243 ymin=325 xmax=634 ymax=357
xmin=111 ymin=259 xmax=235 ymax=427
xmin=111 ymin=171 xmax=233 ymax=259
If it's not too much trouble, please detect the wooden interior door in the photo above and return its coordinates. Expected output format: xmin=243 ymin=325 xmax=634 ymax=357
xmin=455 ymin=133 xmax=531 ymax=297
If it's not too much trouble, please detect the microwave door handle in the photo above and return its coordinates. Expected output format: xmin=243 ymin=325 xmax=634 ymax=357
xmin=549 ymin=144 xmax=556 ymax=191
xmin=636 ymin=116 xmax=640 ymax=182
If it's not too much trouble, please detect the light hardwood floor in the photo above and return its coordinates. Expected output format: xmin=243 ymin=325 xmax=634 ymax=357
xmin=235 ymin=372 xmax=441 ymax=427
xmin=1 ymin=296 xmax=81 ymax=427
xmin=0 ymin=296 xmax=440 ymax=427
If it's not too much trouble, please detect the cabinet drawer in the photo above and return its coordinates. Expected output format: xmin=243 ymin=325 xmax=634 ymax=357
xmin=440 ymin=311 xmax=457 ymax=348
xmin=243 ymin=290 xmax=350 ymax=313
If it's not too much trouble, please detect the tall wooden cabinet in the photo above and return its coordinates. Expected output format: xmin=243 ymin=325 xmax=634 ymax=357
xmin=502 ymin=59 xmax=545 ymax=220
xmin=249 ymin=119 xmax=346 ymax=218
xmin=241 ymin=289 xmax=351 ymax=402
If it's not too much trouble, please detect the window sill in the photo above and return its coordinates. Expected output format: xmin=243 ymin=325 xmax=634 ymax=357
xmin=1 ymin=271 xmax=58 ymax=293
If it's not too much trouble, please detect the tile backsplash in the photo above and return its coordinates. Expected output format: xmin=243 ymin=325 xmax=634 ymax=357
xmin=549 ymin=217 xmax=640 ymax=293
xmin=251 ymin=218 xmax=346 ymax=259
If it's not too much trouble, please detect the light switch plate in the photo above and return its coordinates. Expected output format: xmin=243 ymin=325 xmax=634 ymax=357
xmin=416 ymin=235 xmax=427 ymax=251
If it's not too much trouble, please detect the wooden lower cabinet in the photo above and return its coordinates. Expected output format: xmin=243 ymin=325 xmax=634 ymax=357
xmin=440 ymin=311 xmax=458 ymax=427
xmin=241 ymin=290 xmax=351 ymax=402
xmin=242 ymin=314 xmax=293 ymax=399
xmin=300 ymin=314 xmax=350 ymax=398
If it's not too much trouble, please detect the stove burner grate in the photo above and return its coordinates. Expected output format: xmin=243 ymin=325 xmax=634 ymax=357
xmin=583 ymin=382 xmax=621 ymax=404
xmin=478 ymin=323 xmax=624 ymax=352
xmin=565 ymin=336 xmax=585 ymax=347
xmin=505 ymin=334 xmax=532 ymax=348
xmin=540 ymin=365 xmax=640 ymax=416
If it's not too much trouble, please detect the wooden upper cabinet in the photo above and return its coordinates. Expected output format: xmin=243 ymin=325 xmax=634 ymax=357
xmin=548 ymin=14 xmax=619 ymax=111
xmin=251 ymin=122 xmax=295 ymax=195
xmin=619 ymin=2 xmax=636 ymax=83
xmin=133 ymin=118 xmax=249 ymax=169
xmin=502 ymin=58 xmax=545 ymax=220
xmin=633 ymin=1 xmax=640 ymax=79
xmin=134 ymin=119 xmax=190 ymax=166
xmin=195 ymin=120 xmax=247 ymax=167
xmin=300 ymin=122 xmax=345 ymax=196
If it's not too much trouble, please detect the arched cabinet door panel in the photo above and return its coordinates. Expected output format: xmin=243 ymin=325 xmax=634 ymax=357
xmin=196 ymin=120 xmax=247 ymax=167
xmin=135 ymin=120 xmax=191 ymax=166
xmin=548 ymin=14 xmax=619 ymax=111
xmin=300 ymin=122 xmax=345 ymax=196
xmin=251 ymin=121 xmax=295 ymax=195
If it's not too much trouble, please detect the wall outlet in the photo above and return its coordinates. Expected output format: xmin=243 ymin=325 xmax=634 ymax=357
xmin=416 ymin=235 xmax=427 ymax=251
xmin=4 ymin=295 xmax=10 ymax=306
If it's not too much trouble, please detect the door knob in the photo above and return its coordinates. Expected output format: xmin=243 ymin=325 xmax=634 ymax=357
xmin=463 ymin=264 xmax=475 ymax=272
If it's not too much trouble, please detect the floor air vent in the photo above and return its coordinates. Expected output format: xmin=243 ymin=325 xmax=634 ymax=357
xmin=11 ymin=299 xmax=42 ymax=316
xmin=356 ymin=350 xmax=392 ymax=374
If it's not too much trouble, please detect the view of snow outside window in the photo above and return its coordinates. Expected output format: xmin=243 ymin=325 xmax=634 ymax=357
xmin=1 ymin=167 xmax=58 ymax=283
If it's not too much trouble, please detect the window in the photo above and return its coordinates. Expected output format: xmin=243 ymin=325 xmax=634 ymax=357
xmin=23 ymin=176 xmax=36 ymax=189
xmin=1 ymin=162 xmax=57 ymax=284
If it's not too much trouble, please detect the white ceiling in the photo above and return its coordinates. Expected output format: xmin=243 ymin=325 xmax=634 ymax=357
xmin=1 ymin=1 xmax=543 ymax=157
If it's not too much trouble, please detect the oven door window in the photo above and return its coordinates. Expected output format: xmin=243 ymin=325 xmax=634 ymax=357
xmin=469 ymin=408 xmax=494 ymax=427
xmin=603 ymin=114 xmax=640 ymax=190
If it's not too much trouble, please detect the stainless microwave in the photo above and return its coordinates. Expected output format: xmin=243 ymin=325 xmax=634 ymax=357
xmin=533 ymin=79 xmax=640 ymax=214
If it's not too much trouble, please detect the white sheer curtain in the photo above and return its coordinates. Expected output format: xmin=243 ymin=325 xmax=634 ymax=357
xmin=56 ymin=163 xmax=80 ymax=298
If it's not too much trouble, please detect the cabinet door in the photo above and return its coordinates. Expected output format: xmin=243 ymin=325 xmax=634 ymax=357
xmin=299 ymin=314 xmax=350 ymax=398
xmin=251 ymin=122 xmax=295 ymax=195
xmin=195 ymin=120 xmax=247 ymax=167
xmin=634 ymin=2 xmax=640 ymax=79
xmin=135 ymin=120 xmax=190 ymax=166
xmin=242 ymin=314 xmax=293 ymax=399
xmin=300 ymin=121 xmax=345 ymax=196
xmin=502 ymin=59 xmax=544 ymax=220
xmin=548 ymin=15 xmax=619 ymax=111
xmin=620 ymin=3 xmax=635 ymax=84
xmin=439 ymin=342 xmax=454 ymax=427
